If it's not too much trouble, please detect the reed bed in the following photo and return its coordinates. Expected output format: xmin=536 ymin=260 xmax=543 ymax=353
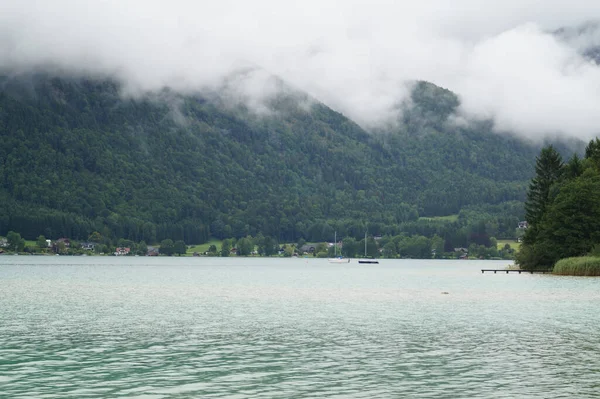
xmin=553 ymin=256 xmax=600 ymax=276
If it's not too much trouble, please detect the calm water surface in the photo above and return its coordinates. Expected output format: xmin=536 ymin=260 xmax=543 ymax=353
xmin=1 ymin=257 xmax=599 ymax=398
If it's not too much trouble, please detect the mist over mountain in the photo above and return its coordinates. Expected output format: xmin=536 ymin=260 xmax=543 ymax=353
xmin=1 ymin=2 xmax=598 ymax=246
xmin=3 ymin=1 xmax=600 ymax=140
xmin=554 ymin=21 xmax=600 ymax=63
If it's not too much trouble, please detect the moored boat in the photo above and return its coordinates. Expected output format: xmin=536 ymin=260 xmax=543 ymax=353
xmin=328 ymin=232 xmax=351 ymax=263
xmin=329 ymin=257 xmax=351 ymax=263
xmin=358 ymin=232 xmax=379 ymax=264
xmin=358 ymin=258 xmax=378 ymax=264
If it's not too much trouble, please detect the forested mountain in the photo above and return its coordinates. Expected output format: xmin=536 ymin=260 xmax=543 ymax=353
xmin=0 ymin=73 xmax=570 ymax=244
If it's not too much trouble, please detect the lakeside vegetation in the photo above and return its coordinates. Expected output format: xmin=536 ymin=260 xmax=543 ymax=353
xmin=517 ymin=139 xmax=600 ymax=274
xmin=553 ymin=257 xmax=600 ymax=276
xmin=2 ymin=227 xmax=516 ymax=260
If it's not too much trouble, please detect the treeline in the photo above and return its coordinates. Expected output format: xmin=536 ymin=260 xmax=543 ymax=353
xmin=0 ymin=74 xmax=562 ymax=244
xmin=0 ymin=230 xmax=153 ymax=256
xmin=0 ymin=200 xmax=523 ymax=254
xmin=205 ymin=231 xmax=514 ymax=260
xmin=337 ymin=234 xmax=513 ymax=260
xmin=517 ymin=139 xmax=600 ymax=270
xmin=1 ymin=229 xmax=195 ymax=257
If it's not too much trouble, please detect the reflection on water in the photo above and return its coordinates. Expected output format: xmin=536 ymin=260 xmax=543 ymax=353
xmin=1 ymin=257 xmax=599 ymax=398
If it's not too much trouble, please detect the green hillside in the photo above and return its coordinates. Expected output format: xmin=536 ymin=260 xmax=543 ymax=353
xmin=0 ymin=74 xmax=559 ymax=244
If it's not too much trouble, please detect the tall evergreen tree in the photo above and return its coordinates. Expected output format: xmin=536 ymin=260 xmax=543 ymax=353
xmin=518 ymin=145 xmax=564 ymax=270
xmin=564 ymin=153 xmax=584 ymax=180
xmin=584 ymin=137 xmax=600 ymax=161
xmin=524 ymin=145 xmax=564 ymax=229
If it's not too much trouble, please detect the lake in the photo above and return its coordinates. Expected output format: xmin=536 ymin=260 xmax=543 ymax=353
xmin=1 ymin=257 xmax=599 ymax=398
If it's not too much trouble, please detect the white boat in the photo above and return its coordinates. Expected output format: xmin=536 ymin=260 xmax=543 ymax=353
xmin=358 ymin=232 xmax=379 ymax=264
xmin=328 ymin=232 xmax=350 ymax=263
xmin=329 ymin=257 xmax=351 ymax=263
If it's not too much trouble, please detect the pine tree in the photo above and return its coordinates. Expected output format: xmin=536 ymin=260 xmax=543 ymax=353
xmin=564 ymin=153 xmax=584 ymax=180
xmin=524 ymin=146 xmax=563 ymax=228
xmin=584 ymin=137 xmax=600 ymax=161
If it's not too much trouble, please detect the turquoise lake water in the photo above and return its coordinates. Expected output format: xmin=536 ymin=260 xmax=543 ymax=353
xmin=1 ymin=257 xmax=599 ymax=398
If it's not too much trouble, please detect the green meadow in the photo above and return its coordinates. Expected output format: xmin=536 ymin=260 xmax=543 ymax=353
xmin=186 ymin=239 xmax=223 ymax=255
xmin=497 ymin=239 xmax=520 ymax=251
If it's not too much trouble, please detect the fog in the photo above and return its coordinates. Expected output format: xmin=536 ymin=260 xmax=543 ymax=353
xmin=2 ymin=0 xmax=600 ymax=139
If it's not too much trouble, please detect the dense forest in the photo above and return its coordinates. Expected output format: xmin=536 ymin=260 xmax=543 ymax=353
xmin=0 ymin=73 xmax=577 ymax=246
xmin=517 ymin=140 xmax=600 ymax=270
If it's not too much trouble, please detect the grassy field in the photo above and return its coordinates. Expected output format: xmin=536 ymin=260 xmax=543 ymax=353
xmin=418 ymin=214 xmax=459 ymax=223
xmin=186 ymin=239 xmax=223 ymax=255
xmin=497 ymin=239 xmax=520 ymax=250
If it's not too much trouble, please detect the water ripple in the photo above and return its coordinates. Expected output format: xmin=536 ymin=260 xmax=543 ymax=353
xmin=1 ymin=258 xmax=600 ymax=398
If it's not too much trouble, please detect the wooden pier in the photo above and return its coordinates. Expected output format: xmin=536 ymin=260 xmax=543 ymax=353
xmin=481 ymin=269 xmax=552 ymax=274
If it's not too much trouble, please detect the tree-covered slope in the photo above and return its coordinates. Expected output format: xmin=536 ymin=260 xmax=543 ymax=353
xmin=0 ymin=74 xmax=547 ymax=243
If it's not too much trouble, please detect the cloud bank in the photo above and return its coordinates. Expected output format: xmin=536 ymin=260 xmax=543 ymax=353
xmin=2 ymin=0 xmax=600 ymax=139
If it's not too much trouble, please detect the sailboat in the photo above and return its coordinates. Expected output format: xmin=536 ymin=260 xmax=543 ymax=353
xmin=328 ymin=232 xmax=350 ymax=263
xmin=358 ymin=232 xmax=379 ymax=264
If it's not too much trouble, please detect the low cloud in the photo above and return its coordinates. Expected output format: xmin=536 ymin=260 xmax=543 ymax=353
xmin=2 ymin=1 xmax=600 ymax=139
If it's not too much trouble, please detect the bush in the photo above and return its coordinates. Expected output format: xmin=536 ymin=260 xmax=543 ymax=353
xmin=553 ymin=256 xmax=600 ymax=276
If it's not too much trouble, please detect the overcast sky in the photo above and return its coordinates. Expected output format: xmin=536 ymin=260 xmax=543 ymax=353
xmin=2 ymin=0 xmax=600 ymax=139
